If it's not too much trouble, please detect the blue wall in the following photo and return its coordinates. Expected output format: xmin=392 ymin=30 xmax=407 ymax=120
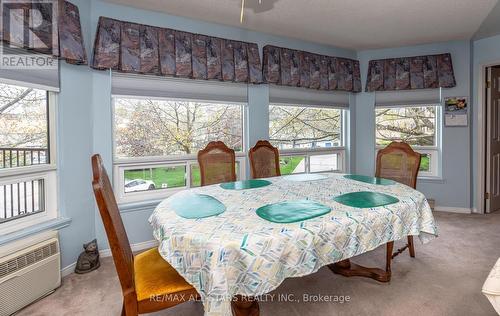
xmin=56 ymin=0 xmax=95 ymax=269
xmin=42 ymin=0 xmax=495 ymax=268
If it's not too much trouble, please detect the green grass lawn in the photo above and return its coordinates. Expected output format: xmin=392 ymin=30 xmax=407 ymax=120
xmin=279 ymin=156 xmax=304 ymax=175
xmin=125 ymin=166 xmax=186 ymax=189
xmin=124 ymin=164 xmax=238 ymax=190
xmin=419 ymin=155 xmax=430 ymax=172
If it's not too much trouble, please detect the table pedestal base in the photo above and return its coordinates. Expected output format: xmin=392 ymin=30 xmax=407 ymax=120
xmin=231 ymin=296 xmax=260 ymax=316
xmin=328 ymin=259 xmax=391 ymax=282
xmin=328 ymin=241 xmax=394 ymax=283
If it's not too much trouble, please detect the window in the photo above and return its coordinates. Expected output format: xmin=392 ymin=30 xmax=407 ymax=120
xmin=375 ymin=104 xmax=441 ymax=177
xmin=113 ymin=97 xmax=245 ymax=203
xmin=0 ymin=81 xmax=57 ymax=232
xmin=269 ymin=104 xmax=346 ymax=174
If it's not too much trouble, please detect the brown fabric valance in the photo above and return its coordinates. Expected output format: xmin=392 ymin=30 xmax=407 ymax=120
xmin=0 ymin=0 xmax=87 ymax=65
xmin=91 ymin=17 xmax=263 ymax=84
xmin=365 ymin=53 xmax=455 ymax=92
xmin=262 ymin=45 xmax=362 ymax=92
xmin=58 ymin=0 xmax=87 ymax=64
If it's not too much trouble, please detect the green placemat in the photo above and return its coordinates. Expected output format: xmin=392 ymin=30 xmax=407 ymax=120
xmin=220 ymin=179 xmax=272 ymax=190
xmin=333 ymin=191 xmax=399 ymax=208
xmin=256 ymin=199 xmax=331 ymax=223
xmin=344 ymin=174 xmax=395 ymax=185
xmin=283 ymin=173 xmax=328 ymax=182
xmin=170 ymin=193 xmax=225 ymax=219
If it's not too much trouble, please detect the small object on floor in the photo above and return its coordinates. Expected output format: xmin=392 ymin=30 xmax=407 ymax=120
xmin=75 ymin=239 xmax=100 ymax=274
xmin=483 ymin=257 xmax=500 ymax=315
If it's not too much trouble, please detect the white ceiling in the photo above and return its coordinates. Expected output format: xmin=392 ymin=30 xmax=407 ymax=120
xmin=104 ymin=0 xmax=498 ymax=50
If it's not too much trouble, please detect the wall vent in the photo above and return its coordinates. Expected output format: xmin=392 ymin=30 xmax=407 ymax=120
xmin=0 ymin=241 xmax=58 ymax=279
xmin=0 ymin=231 xmax=61 ymax=316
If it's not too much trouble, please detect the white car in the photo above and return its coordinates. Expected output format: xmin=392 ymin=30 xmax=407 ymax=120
xmin=124 ymin=179 xmax=156 ymax=193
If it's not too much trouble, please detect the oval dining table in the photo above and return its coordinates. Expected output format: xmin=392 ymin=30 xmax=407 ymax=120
xmin=149 ymin=173 xmax=438 ymax=316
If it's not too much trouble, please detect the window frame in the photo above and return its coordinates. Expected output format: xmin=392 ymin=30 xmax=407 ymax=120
xmin=111 ymin=95 xmax=247 ymax=204
xmin=374 ymin=103 xmax=442 ymax=179
xmin=269 ymin=102 xmax=348 ymax=174
xmin=0 ymin=84 xmax=58 ymax=234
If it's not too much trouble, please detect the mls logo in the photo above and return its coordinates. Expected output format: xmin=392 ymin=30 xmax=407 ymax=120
xmin=0 ymin=0 xmax=58 ymax=69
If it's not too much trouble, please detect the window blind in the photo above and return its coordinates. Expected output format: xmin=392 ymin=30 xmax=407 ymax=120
xmin=269 ymin=85 xmax=350 ymax=108
xmin=0 ymin=44 xmax=60 ymax=91
xmin=111 ymin=73 xmax=248 ymax=103
xmin=374 ymin=88 xmax=442 ymax=107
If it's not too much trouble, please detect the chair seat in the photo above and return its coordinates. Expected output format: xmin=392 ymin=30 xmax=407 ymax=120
xmin=483 ymin=258 xmax=500 ymax=314
xmin=134 ymin=248 xmax=197 ymax=305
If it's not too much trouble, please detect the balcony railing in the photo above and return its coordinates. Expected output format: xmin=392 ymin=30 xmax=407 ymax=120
xmin=0 ymin=148 xmax=48 ymax=169
xmin=0 ymin=178 xmax=45 ymax=223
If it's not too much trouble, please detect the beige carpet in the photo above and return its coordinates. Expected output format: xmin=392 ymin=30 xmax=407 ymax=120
xmin=18 ymin=211 xmax=500 ymax=316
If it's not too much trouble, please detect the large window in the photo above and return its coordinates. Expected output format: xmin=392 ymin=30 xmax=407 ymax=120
xmin=0 ymin=82 xmax=57 ymax=231
xmin=375 ymin=104 xmax=441 ymax=177
xmin=269 ymin=104 xmax=346 ymax=175
xmin=113 ymin=97 xmax=245 ymax=202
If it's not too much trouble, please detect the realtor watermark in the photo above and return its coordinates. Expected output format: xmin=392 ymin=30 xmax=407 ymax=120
xmin=150 ymin=293 xmax=351 ymax=304
xmin=0 ymin=0 xmax=58 ymax=69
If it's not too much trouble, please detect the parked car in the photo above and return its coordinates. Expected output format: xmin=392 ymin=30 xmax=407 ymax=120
xmin=124 ymin=179 xmax=156 ymax=193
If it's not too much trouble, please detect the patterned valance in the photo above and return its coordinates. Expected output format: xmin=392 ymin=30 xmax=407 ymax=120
xmin=262 ymin=45 xmax=362 ymax=92
xmin=91 ymin=17 xmax=263 ymax=84
xmin=0 ymin=0 xmax=87 ymax=65
xmin=58 ymin=1 xmax=87 ymax=64
xmin=365 ymin=53 xmax=455 ymax=92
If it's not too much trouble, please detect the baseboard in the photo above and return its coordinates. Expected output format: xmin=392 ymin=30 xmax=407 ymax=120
xmin=61 ymin=262 xmax=77 ymax=277
xmin=434 ymin=206 xmax=472 ymax=214
xmin=99 ymin=239 xmax=158 ymax=257
xmin=60 ymin=240 xmax=158 ymax=277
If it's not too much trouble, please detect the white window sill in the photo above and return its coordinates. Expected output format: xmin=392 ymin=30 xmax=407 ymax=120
xmin=0 ymin=217 xmax=71 ymax=246
xmin=118 ymin=199 xmax=162 ymax=214
xmin=418 ymin=176 xmax=445 ymax=183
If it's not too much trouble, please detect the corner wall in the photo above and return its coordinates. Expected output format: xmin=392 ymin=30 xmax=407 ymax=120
xmin=56 ymin=0 xmax=95 ymax=269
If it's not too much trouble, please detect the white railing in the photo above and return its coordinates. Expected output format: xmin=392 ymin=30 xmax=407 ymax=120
xmin=0 ymin=168 xmax=57 ymax=235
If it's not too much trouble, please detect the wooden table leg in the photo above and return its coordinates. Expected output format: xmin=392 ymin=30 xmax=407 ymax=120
xmin=231 ymin=295 xmax=260 ymax=316
xmin=328 ymin=241 xmax=394 ymax=283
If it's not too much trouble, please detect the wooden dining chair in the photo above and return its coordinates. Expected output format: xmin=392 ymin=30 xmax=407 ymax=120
xmin=91 ymin=154 xmax=198 ymax=316
xmin=248 ymin=140 xmax=281 ymax=179
xmin=197 ymin=141 xmax=236 ymax=186
xmin=376 ymin=141 xmax=421 ymax=259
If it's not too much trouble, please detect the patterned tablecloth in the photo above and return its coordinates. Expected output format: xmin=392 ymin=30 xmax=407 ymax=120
xmin=149 ymin=173 xmax=438 ymax=316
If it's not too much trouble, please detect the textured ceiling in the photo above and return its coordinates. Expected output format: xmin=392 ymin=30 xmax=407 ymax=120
xmin=103 ymin=0 xmax=498 ymax=50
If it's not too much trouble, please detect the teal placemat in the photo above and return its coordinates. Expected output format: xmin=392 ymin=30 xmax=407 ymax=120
xmin=344 ymin=174 xmax=395 ymax=185
xmin=170 ymin=194 xmax=225 ymax=219
xmin=283 ymin=173 xmax=328 ymax=182
xmin=220 ymin=179 xmax=272 ymax=190
xmin=333 ymin=191 xmax=399 ymax=208
xmin=256 ymin=199 xmax=331 ymax=223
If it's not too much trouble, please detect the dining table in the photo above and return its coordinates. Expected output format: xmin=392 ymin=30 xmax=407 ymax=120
xmin=149 ymin=173 xmax=438 ymax=316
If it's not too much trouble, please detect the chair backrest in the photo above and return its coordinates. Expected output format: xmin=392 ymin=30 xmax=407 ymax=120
xmin=197 ymin=141 xmax=236 ymax=186
xmin=375 ymin=142 xmax=421 ymax=189
xmin=91 ymin=154 xmax=135 ymax=296
xmin=249 ymin=140 xmax=281 ymax=179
